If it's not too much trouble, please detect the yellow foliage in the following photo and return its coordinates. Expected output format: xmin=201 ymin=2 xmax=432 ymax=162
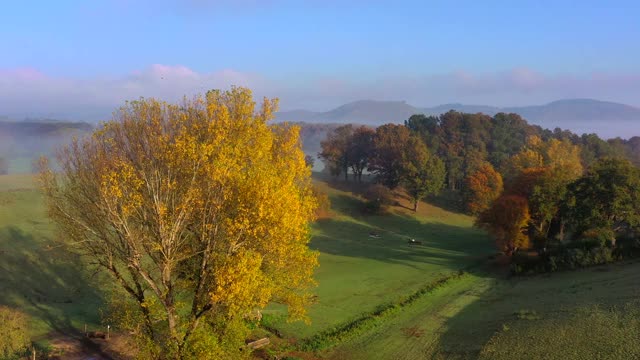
xmin=210 ymin=250 xmax=271 ymax=316
xmin=505 ymin=136 xmax=583 ymax=183
xmin=504 ymin=149 xmax=544 ymax=180
xmin=40 ymin=87 xmax=318 ymax=357
xmin=544 ymin=138 xmax=583 ymax=181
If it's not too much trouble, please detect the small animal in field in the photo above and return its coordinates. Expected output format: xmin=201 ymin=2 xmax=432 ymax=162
xmin=408 ymin=238 xmax=422 ymax=245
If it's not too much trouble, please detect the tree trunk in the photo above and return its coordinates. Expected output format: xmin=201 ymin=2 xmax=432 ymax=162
xmin=413 ymin=199 xmax=418 ymax=211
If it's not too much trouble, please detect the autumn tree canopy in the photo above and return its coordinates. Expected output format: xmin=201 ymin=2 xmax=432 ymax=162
xmin=40 ymin=87 xmax=318 ymax=359
xmin=477 ymin=195 xmax=531 ymax=256
xmin=318 ymin=124 xmax=374 ymax=182
xmin=369 ymin=124 xmax=413 ymax=188
xmin=318 ymin=124 xmax=353 ymax=180
xmin=319 ymin=124 xmax=353 ymax=180
xmin=464 ymin=162 xmax=503 ymax=215
xmin=347 ymin=126 xmax=376 ymax=182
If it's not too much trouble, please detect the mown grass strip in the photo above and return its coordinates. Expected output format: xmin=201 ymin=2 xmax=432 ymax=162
xmin=298 ymin=270 xmax=467 ymax=351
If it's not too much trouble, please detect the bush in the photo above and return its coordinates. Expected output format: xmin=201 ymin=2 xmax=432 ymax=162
xmin=362 ymin=184 xmax=394 ymax=214
xmin=575 ymin=228 xmax=616 ymax=249
xmin=546 ymin=255 xmax=559 ymax=272
xmin=0 ymin=306 xmax=30 ymax=360
xmin=312 ymin=185 xmax=331 ymax=218
xmin=511 ymin=243 xmax=618 ymax=274
xmin=566 ymin=247 xmax=613 ymax=268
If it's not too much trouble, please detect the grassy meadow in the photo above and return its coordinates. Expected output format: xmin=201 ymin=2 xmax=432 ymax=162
xmin=0 ymin=174 xmax=105 ymax=339
xmin=1 ymin=172 xmax=639 ymax=359
xmin=266 ymin=176 xmax=640 ymax=359
xmin=327 ymin=261 xmax=640 ymax=359
xmin=263 ymin=178 xmax=493 ymax=340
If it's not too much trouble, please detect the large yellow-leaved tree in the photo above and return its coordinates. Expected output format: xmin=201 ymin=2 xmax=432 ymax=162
xmin=39 ymin=87 xmax=318 ymax=359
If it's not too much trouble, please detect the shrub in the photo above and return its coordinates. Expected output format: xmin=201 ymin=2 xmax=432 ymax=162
xmin=0 ymin=306 xmax=30 ymax=360
xmin=511 ymin=242 xmax=618 ymax=274
xmin=546 ymin=255 xmax=559 ymax=272
xmin=362 ymin=184 xmax=394 ymax=214
xmin=576 ymin=228 xmax=616 ymax=248
xmin=312 ymin=185 xmax=331 ymax=218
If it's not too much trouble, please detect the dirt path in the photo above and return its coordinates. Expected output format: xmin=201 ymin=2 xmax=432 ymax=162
xmin=41 ymin=330 xmax=132 ymax=360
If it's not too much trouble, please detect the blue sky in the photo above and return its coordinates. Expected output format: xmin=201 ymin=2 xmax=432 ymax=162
xmin=1 ymin=0 xmax=639 ymax=118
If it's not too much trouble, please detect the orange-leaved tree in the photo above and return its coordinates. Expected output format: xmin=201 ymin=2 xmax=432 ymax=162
xmin=39 ymin=87 xmax=318 ymax=359
xmin=477 ymin=195 xmax=531 ymax=255
xmin=463 ymin=162 xmax=503 ymax=215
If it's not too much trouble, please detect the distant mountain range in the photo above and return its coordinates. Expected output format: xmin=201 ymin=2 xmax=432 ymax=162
xmin=276 ymin=99 xmax=640 ymax=139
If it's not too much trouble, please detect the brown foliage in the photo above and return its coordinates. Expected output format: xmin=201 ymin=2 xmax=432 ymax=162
xmin=477 ymin=195 xmax=531 ymax=255
xmin=369 ymin=124 xmax=412 ymax=188
xmin=319 ymin=124 xmax=353 ymax=179
xmin=362 ymin=184 xmax=395 ymax=214
xmin=505 ymin=167 xmax=548 ymax=198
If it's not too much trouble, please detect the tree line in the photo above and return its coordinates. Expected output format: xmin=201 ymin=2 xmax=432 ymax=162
xmin=319 ymin=123 xmax=445 ymax=211
xmin=319 ymin=110 xmax=640 ymax=266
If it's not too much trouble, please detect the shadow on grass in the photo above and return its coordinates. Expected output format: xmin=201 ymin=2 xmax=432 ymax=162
xmin=0 ymin=226 xmax=106 ymax=334
xmin=317 ymin=174 xmax=467 ymax=214
xmin=425 ymin=271 xmax=508 ymax=359
xmin=313 ymin=177 xmax=375 ymax=198
xmin=431 ymin=260 xmax=640 ymax=359
xmin=425 ymin=189 xmax=466 ymax=214
xmin=311 ymin=192 xmax=493 ymax=271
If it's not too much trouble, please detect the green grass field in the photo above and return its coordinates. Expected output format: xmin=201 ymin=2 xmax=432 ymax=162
xmin=327 ymin=261 xmax=640 ymax=359
xmin=0 ymin=174 xmax=105 ymax=338
xmin=268 ymin=177 xmax=640 ymax=359
xmin=264 ymin=180 xmax=493 ymax=340
xmin=1 ymin=173 xmax=639 ymax=359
